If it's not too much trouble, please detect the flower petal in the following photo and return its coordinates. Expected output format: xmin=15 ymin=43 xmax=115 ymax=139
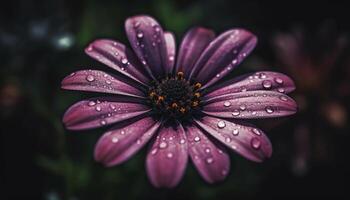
xmin=94 ymin=116 xmax=161 ymax=166
xmin=125 ymin=15 xmax=168 ymax=79
xmin=146 ymin=124 xmax=188 ymax=188
xmin=204 ymin=71 xmax=296 ymax=99
xmin=176 ymin=27 xmax=215 ymax=79
xmin=164 ymin=31 xmax=176 ymax=74
xmin=195 ymin=116 xmax=272 ymax=162
xmin=63 ymin=97 xmax=150 ymax=130
xmin=203 ymin=91 xmax=297 ymax=119
xmin=85 ymin=39 xmax=151 ymax=86
xmin=61 ymin=70 xmax=145 ymax=98
xmin=190 ymin=29 xmax=257 ymax=88
xmin=186 ymin=124 xmax=230 ymax=183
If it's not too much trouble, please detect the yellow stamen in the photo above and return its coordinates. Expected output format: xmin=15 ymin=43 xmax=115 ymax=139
xmin=194 ymin=92 xmax=201 ymax=98
xmin=194 ymin=83 xmax=202 ymax=90
xmin=149 ymin=91 xmax=156 ymax=98
xmin=192 ymin=101 xmax=199 ymax=107
xmin=179 ymin=107 xmax=186 ymax=113
xmin=171 ymin=102 xmax=178 ymax=109
xmin=177 ymin=71 xmax=184 ymax=79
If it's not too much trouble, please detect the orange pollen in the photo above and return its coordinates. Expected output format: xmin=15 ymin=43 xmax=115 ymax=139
xmin=194 ymin=83 xmax=202 ymax=89
xmin=179 ymin=107 xmax=186 ymax=113
xmin=194 ymin=92 xmax=201 ymax=98
xmin=171 ymin=102 xmax=178 ymax=108
xmin=192 ymin=101 xmax=199 ymax=107
xmin=177 ymin=71 xmax=184 ymax=79
xmin=149 ymin=91 xmax=156 ymax=98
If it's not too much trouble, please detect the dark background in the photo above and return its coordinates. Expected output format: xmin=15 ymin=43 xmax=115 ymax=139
xmin=1 ymin=0 xmax=349 ymax=199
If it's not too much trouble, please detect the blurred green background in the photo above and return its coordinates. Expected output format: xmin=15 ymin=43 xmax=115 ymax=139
xmin=1 ymin=0 xmax=349 ymax=199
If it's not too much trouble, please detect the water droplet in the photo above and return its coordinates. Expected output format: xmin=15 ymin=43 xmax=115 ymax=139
xmin=278 ymin=88 xmax=285 ymax=93
xmin=151 ymin=148 xmax=158 ymax=155
xmin=279 ymin=95 xmax=288 ymax=101
xmin=121 ymin=58 xmax=128 ymax=64
xmin=169 ymin=56 xmax=174 ymax=61
xmin=224 ymin=101 xmax=231 ymax=107
xmin=69 ymin=72 xmax=75 ymax=76
xmin=133 ymin=21 xmax=140 ymax=28
xmin=239 ymin=104 xmax=247 ymax=111
xmin=88 ymin=101 xmax=96 ymax=106
xmin=154 ymin=26 xmax=161 ymax=32
xmin=112 ymin=42 xmax=118 ymax=46
xmin=142 ymin=60 xmax=147 ymax=65
xmin=105 ymin=80 xmax=111 ymax=85
xmin=136 ymin=139 xmax=141 ymax=144
xmin=259 ymin=73 xmax=267 ymax=79
xmin=252 ymin=128 xmax=261 ymax=136
xmin=251 ymin=138 xmax=261 ymax=149
xmin=206 ymin=157 xmax=214 ymax=164
xmin=262 ymin=80 xmax=272 ymax=89
xmin=100 ymin=120 xmax=106 ymax=125
xmin=95 ymin=106 xmax=102 ymax=112
xmin=194 ymin=136 xmax=201 ymax=142
xmin=205 ymin=148 xmax=211 ymax=153
xmin=112 ymin=137 xmax=119 ymax=143
xmin=275 ymin=77 xmax=284 ymax=84
xmin=217 ymin=121 xmax=226 ymax=128
xmin=225 ymin=137 xmax=232 ymax=143
xmin=136 ymin=31 xmax=144 ymax=38
xmin=232 ymin=110 xmax=240 ymax=116
xmin=216 ymin=74 xmax=220 ymax=78
xmin=114 ymin=52 xmax=119 ymax=56
xmin=159 ymin=142 xmax=167 ymax=149
xmin=252 ymin=111 xmax=257 ymax=115
xmin=180 ymin=139 xmax=186 ymax=144
xmin=218 ymin=150 xmax=223 ymax=154
xmin=241 ymin=87 xmax=247 ymax=92
xmin=232 ymin=59 xmax=238 ymax=64
xmin=167 ymin=152 xmax=173 ymax=158
xmin=110 ymin=104 xmax=116 ymax=110
xmin=232 ymin=129 xmax=239 ymax=135
xmin=265 ymin=106 xmax=274 ymax=114
xmin=120 ymin=130 xmax=125 ymax=135
xmin=86 ymin=75 xmax=95 ymax=82
xmin=87 ymin=46 xmax=93 ymax=51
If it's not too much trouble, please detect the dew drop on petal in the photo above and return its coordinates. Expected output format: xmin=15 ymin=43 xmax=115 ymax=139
xmin=232 ymin=129 xmax=239 ymax=136
xmin=86 ymin=75 xmax=95 ymax=82
xmin=217 ymin=120 xmax=226 ymax=128
xmin=232 ymin=110 xmax=240 ymax=116
xmin=112 ymin=137 xmax=119 ymax=143
xmin=225 ymin=137 xmax=232 ymax=143
xmin=194 ymin=136 xmax=201 ymax=142
xmin=100 ymin=120 xmax=106 ymax=125
xmin=136 ymin=31 xmax=144 ymax=38
xmin=262 ymin=80 xmax=272 ymax=89
xmin=239 ymin=104 xmax=247 ymax=111
xmin=159 ymin=142 xmax=167 ymax=149
xmin=259 ymin=73 xmax=267 ymax=79
xmin=167 ymin=152 xmax=173 ymax=158
xmin=120 ymin=130 xmax=125 ymax=135
xmin=280 ymin=95 xmax=288 ymax=101
xmin=252 ymin=111 xmax=257 ymax=115
xmin=251 ymin=138 xmax=261 ymax=149
xmin=224 ymin=101 xmax=231 ymax=107
xmin=88 ymin=101 xmax=96 ymax=106
xmin=151 ymin=148 xmax=158 ymax=155
xmin=278 ymin=88 xmax=285 ymax=93
xmin=265 ymin=106 xmax=274 ymax=114
xmin=180 ymin=139 xmax=186 ymax=144
xmin=121 ymin=58 xmax=128 ymax=64
xmin=252 ymin=128 xmax=262 ymax=136
xmin=232 ymin=59 xmax=238 ymax=64
xmin=205 ymin=148 xmax=211 ymax=154
xmin=275 ymin=77 xmax=284 ymax=84
xmin=95 ymin=106 xmax=102 ymax=112
xmin=206 ymin=157 xmax=214 ymax=164
xmin=136 ymin=139 xmax=141 ymax=144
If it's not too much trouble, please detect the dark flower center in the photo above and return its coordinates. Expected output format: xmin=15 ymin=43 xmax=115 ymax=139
xmin=148 ymin=72 xmax=202 ymax=120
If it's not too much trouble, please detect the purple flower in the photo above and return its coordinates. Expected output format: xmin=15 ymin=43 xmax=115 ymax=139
xmin=62 ymin=15 xmax=297 ymax=188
